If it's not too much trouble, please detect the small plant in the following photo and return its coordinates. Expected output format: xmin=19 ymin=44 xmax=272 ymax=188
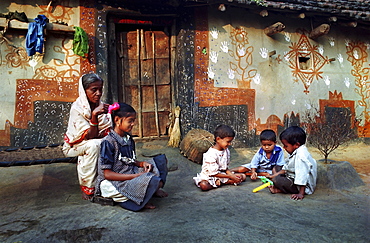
xmin=302 ymin=105 xmax=357 ymax=163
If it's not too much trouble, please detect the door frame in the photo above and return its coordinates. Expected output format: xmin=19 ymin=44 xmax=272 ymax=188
xmin=107 ymin=14 xmax=177 ymax=138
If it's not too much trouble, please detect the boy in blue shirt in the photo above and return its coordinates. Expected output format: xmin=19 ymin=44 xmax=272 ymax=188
xmin=231 ymin=129 xmax=285 ymax=180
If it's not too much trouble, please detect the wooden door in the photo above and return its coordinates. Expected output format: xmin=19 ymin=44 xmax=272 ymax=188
xmin=118 ymin=29 xmax=171 ymax=138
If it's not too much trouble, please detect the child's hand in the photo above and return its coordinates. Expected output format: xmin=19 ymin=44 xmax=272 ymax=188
xmin=231 ymin=174 xmax=243 ymax=184
xmin=236 ymin=175 xmax=244 ymax=183
xmin=291 ymin=193 xmax=304 ymax=200
xmin=141 ymin=161 xmax=152 ymax=172
xmin=250 ymin=172 xmax=258 ymax=180
xmin=266 ymin=173 xmax=279 ymax=179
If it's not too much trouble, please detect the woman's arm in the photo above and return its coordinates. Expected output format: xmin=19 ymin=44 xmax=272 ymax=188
xmin=85 ymin=103 xmax=109 ymax=139
xmin=104 ymin=169 xmax=143 ymax=181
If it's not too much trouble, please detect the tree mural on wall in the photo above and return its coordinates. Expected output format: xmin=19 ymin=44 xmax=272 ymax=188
xmin=194 ymin=9 xmax=257 ymax=132
xmin=284 ymin=34 xmax=329 ymax=94
xmin=228 ymin=26 xmax=257 ymax=89
xmin=346 ymin=41 xmax=370 ymax=137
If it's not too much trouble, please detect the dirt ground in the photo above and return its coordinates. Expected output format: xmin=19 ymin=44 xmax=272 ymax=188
xmin=309 ymin=141 xmax=370 ymax=187
xmin=0 ymin=140 xmax=369 ymax=242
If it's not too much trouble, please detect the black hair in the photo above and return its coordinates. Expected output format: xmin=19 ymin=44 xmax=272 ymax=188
xmin=260 ymin=129 xmax=276 ymax=142
xmin=81 ymin=73 xmax=103 ymax=90
xmin=214 ymin=125 xmax=235 ymax=140
xmin=111 ymin=103 xmax=136 ymax=128
xmin=279 ymin=126 xmax=306 ymax=146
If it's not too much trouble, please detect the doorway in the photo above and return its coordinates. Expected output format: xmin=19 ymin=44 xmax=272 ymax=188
xmin=116 ymin=25 xmax=172 ymax=138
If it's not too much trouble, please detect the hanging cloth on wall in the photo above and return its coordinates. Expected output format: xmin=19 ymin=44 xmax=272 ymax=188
xmin=0 ymin=11 xmax=28 ymax=41
xmin=25 ymin=15 xmax=48 ymax=56
xmin=0 ymin=11 xmax=28 ymax=22
xmin=73 ymin=26 xmax=89 ymax=57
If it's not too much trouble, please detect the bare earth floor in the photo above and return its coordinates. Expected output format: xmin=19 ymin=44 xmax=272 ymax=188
xmin=0 ymin=140 xmax=369 ymax=242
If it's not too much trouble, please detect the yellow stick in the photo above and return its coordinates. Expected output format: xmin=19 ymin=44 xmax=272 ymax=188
xmin=252 ymin=182 xmax=270 ymax=193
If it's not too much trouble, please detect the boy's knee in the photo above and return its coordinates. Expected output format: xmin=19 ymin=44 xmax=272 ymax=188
xmin=198 ymin=181 xmax=212 ymax=191
xmin=271 ymin=176 xmax=279 ymax=184
xmin=233 ymin=166 xmax=248 ymax=173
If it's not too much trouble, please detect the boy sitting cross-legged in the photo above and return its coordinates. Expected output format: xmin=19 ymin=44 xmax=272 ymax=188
xmin=231 ymin=129 xmax=285 ymax=180
xmin=267 ymin=126 xmax=317 ymax=200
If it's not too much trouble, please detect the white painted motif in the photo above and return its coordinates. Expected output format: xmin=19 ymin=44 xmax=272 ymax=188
xmin=344 ymin=77 xmax=350 ymax=88
xmin=324 ymin=75 xmax=331 ymax=86
xmin=207 ymin=67 xmax=215 ymax=79
xmin=284 ymin=51 xmax=290 ymax=62
xmin=220 ymin=41 xmax=229 ymax=53
xmin=318 ymin=45 xmax=324 ymax=55
xmin=328 ymin=37 xmax=335 ymax=47
xmin=210 ymin=51 xmax=218 ymax=63
xmin=353 ymin=50 xmax=359 ymax=59
xmin=259 ymin=47 xmax=268 ymax=59
xmin=227 ymin=68 xmax=235 ymax=79
xmin=210 ymin=27 xmax=219 ymax=39
xmin=284 ymin=32 xmax=291 ymax=42
xmin=253 ymin=73 xmax=261 ymax=84
xmin=237 ymin=46 xmax=246 ymax=56
xmin=345 ymin=39 xmax=350 ymax=46
xmin=337 ymin=54 xmax=343 ymax=64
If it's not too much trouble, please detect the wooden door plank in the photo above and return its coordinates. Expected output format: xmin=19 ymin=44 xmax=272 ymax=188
xmin=137 ymin=29 xmax=143 ymax=137
xmin=120 ymin=28 xmax=172 ymax=138
xmin=152 ymin=32 xmax=160 ymax=137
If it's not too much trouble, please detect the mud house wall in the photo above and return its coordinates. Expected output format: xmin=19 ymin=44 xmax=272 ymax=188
xmin=0 ymin=0 xmax=97 ymax=147
xmin=177 ymin=5 xmax=370 ymax=147
xmin=0 ymin=0 xmax=183 ymax=148
xmin=1 ymin=1 xmax=369 ymax=148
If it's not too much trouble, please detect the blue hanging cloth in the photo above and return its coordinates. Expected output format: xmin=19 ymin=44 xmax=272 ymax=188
xmin=26 ymin=15 xmax=48 ymax=56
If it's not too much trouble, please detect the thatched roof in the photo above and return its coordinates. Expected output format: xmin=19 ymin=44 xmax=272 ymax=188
xmin=185 ymin=0 xmax=370 ymax=28
xmin=99 ymin=0 xmax=370 ymax=28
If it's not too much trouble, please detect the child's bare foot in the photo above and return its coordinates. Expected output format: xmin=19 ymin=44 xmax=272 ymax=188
xmin=268 ymin=185 xmax=282 ymax=194
xmin=154 ymin=188 xmax=168 ymax=198
xmin=144 ymin=203 xmax=156 ymax=209
xmin=81 ymin=191 xmax=93 ymax=200
xmin=215 ymin=179 xmax=221 ymax=186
